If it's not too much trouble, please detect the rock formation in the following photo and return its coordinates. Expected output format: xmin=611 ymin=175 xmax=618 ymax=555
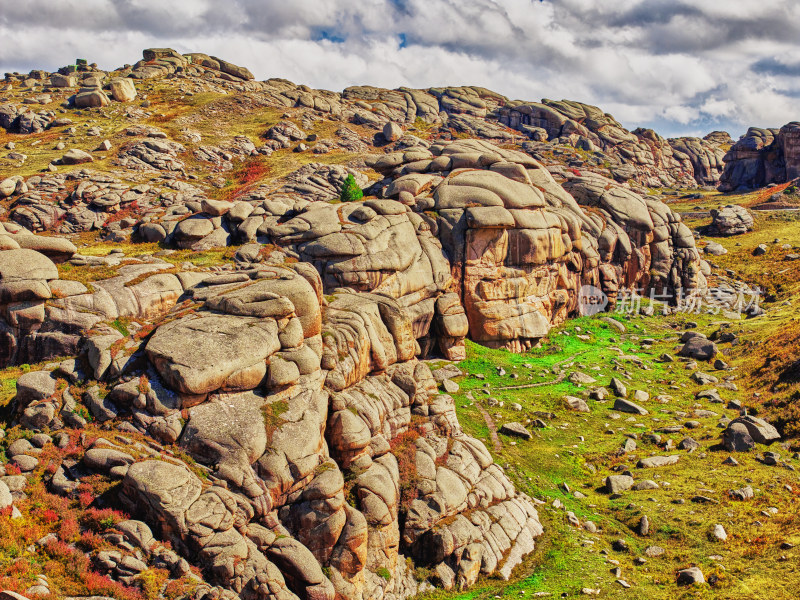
xmin=705 ymin=205 xmax=754 ymax=236
xmin=11 ymin=261 xmax=544 ymax=600
xmin=496 ymin=99 xmax=727 ymax=188
xmin=0 ymin=47 xmax=721 ymax=600
xmin=718 ymin=122 xmax=800 ymax=191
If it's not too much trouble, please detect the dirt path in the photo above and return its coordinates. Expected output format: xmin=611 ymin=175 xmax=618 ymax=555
xmin=496 ymin=373 xmax=566 ymax=390
xmin=474 ymin=400 xmax=502 ymax=452
xmin=496 ymin=351 xmax=586 ymax=390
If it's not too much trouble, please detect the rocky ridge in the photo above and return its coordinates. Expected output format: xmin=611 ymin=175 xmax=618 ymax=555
xmin=0 ymin=47 xmax=787 ymax=600
xmin=718 ymin=122 xmax=800 ymax=192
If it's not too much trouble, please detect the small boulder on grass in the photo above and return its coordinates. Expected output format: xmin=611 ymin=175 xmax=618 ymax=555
xmin=499 ymin=422 xmax=532 ymax=440
xmin=60 ymin=148 xmax=93 ymax=165
xmin=564 ymin=395 xmax=590 ymax=412
xmin=679 ymin=336 xmax=718 ymax=361
xmin=605 ymin=475 xmax=634 ymax=493
xmin=676 ymin=567 xmax=705 ymax=586
xmin=442 ymin=378 xmax=459 ymax=394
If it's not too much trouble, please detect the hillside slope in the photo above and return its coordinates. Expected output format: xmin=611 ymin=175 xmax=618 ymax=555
xmin=0 ymin=49 xmax=797 ymax=600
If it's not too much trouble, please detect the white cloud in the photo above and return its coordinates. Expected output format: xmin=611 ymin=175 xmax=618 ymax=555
xmin=662 ymin=105 xmax=699 ymax=125
xmin=0 ymin=0 xmax=798 ymax=137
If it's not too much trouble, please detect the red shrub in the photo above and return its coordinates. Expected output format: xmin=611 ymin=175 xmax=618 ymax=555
xmin=41 ymin=509 xmax=59 ymax=524
xmin=389 ymin=422 xmax=426 ymax=511
xmin=240 ymin=161 xmax=269 ymax=185
xmin=78 ymin=491 xmax=95 ymax=509
xmin=81 ymin=507 xmax=126 ymax=532
xmin=754 ymin=180 xmax=794 ymax=205
xmin=3 ymin=557 xmax=33 ymax=578
xmin=104 ymin=200 xmax=140 ymax=225
xmin=84 ymin=571 xmax=145 ymax=600
xmin=42 ymin=539 xmax=86 ymax=565
xmin=76 ymin=530 xmax=105 ymax=552
xmin=219 ymin=158 xmax=270 ymax=202
xmin=58 ymin=515 xmax=80 ymax=542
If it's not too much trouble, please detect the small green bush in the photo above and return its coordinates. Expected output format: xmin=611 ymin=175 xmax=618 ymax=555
xmin=111 ymin=318 xmax=130 ymax=337
xmin=339 ymin=174 xmax=363 ymax=202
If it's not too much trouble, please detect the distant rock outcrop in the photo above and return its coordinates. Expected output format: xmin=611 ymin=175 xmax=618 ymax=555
xmin=718 ymin=122 xmax=800 ymax=191
xmin=497 ymin=99 xmax=727 ymax=188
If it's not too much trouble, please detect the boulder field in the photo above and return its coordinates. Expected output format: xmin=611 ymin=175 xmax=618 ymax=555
xmin=0 ymin=47 xmax=741 ymax=600
xmin=0 ymin=145 xmax=703 ymax=599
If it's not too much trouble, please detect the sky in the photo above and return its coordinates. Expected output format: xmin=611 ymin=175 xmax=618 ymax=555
xmin=1 ymin=0 xmax=799 ymax=139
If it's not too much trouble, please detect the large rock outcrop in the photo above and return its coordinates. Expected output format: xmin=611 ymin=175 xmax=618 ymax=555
xmin=0 ymin=224 xmax=78 ymax=367
xmin=718 ymin=122 xmax=800 ymax=191
xmin=496 ymin=99 xmax=727 ymax=188
xmin=364 ymin=139 xmax=705 ymax=350
xmin=27 ymin=258 xmax=543 ymax=600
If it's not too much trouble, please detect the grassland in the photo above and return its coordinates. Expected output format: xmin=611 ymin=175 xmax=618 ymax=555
xmin=423 ymin=306 xmax=799 ymax=599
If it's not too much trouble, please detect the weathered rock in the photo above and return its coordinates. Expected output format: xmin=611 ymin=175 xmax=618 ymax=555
xmin=636 ymin=515 xmax=650 ymax=536
xmin=676 ymin=567 xmax=705 ymax=586
xmin=679 ymin=337 xmax=718 ymax=361
xmin=109 ymin=77 xmax=137 ymax=102
xmin=568 ymin=371 xmax=596 ymax=385
xmin=564 ymin=395 xmax=590 ymax=412
xmin=499 ymin=422 xmax=532 ymax=440
xmin=632 ymin=480 xmax=659 ymax=491
xmin=637 ymin=455 xmax=680 ymax=468
xmin=728 ymin=415 xmax=780 ymax=445
xmin=0 ymin=480 xmax=12 ymax=510
xmin=84 ymin=447 xmax=135 ymax=476
xmin=12 ymin=235 xmax=76 ymax=262
xmin=382 ymin=122 xmax=404 ymax=142
xmin=704 ymin=241 xmax=727 ymax=256
xmin=610 ymin=378 xmax=627 ymax=398
xmin=15 ymin=370 xmax=56 ymax=406
xmin=75 ymin=89 xmax=110 ymax=108
xmin=614 ymin=398 xmax=648 ymax=416
xmin=605 ymin=475 xmax=634 ymax=493
xmin=730 ymin=485 xmax=754 ymax=501
xmin=60 ymin=149 xmax=93 ymax=165
xmin=718 ymin=123 xmax=800 ymax=191
xmin=691 ymin=371 xmax=718 ymax=385
xmin=711 ymin=524 xmax=727 ymax=541
xmin=644 ymin=545 xmax=665 ymax=558
xmin=84 ymin=386 xmax=118 ymax=422
xmin=146 ymin=313 xmax=278 ymax=395
xmin=180 ymin=391 xmax=267 ymax=496
xmin=722 ymin=422 xmax=754 ymax=452
xmin=707 ymin=205 xmax=754 ymax=236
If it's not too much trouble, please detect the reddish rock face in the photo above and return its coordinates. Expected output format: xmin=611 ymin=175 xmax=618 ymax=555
xmin=719 ymin=123 xmax=800 ymax=192
xmin=781 ymin=122 xmax=800 ymax=181
xmin=362 ymin=139 xmax=706 ymax=352
xmin=433 ymin=166 xmax=579 ymax=351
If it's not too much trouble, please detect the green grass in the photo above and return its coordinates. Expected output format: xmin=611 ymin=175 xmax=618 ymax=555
xmin=420 ymin=307 xmax=800 ymax=599
xmin=110 ymin=318 xmax=131 ymax=337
